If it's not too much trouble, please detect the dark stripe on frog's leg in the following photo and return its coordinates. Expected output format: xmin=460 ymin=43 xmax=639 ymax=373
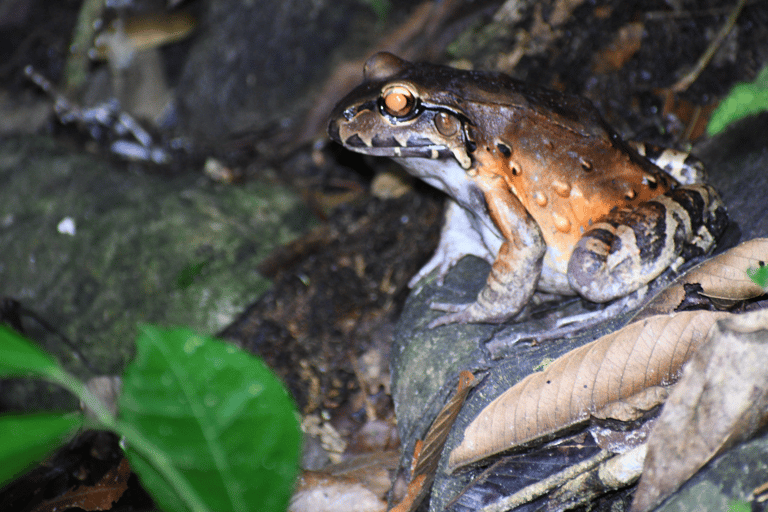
xmin=630 ymin=142 xmax=707 ymax=185
xmin=671 ymin=184 xmax=728 ymax=260
xmin=567 ymin=183 xmax=726 ymax=303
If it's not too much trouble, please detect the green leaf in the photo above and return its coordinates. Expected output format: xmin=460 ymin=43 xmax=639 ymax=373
xmin=747 ymin=264 xmax=768 ymax=291
xmin=119 ymin=325 xmax=300 ymax=512
xmin=728 ymin=499 xmax=751 ymax=512
xmin=707 ymin=65 xmax=768 ymax=136
xmin=361 ymin=0 xmax=391 ymax=21
xmin=0 ymin=412 xmax=82 ymax=485
xmin=0 ymin=325 xmax=67 ymax=380
xmin=176 ymin=260 xmax=209 ymax=289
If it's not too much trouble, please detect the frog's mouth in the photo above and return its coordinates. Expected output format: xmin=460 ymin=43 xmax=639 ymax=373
xmin=331 ymin=127 xmax=454 ymax=160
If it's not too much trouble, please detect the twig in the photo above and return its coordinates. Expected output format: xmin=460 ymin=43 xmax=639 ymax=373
xmin=63 ymin=0 xmax=105 ymax=94
xmin=671 ymin=0 xmax=747 ymax=93
xmin=479 ymin=450 xmax=613 ymax=512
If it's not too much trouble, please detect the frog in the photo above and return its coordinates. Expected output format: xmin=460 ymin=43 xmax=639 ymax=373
xmin=328 ymin=52 xmax=728 ymax=328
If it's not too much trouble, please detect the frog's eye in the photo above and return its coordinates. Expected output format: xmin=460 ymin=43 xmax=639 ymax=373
xmin=434 ymin=112 xmax=460 ymax=136
xmin=381 ymin=86 xmax=416 ymax=118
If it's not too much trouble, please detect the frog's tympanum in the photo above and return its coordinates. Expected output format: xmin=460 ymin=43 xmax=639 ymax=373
xmin=328 ymin=52 xmax=727 ymax=328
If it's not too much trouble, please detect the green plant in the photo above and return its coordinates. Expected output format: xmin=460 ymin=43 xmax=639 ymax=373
xmin=360 ymin=0 xmax=391 ymax=22
xmin=727 ymin=499 xmax=751 ymax=512
xmin=707 ymin=65 xmax=768 ymax=136
xmin=747 ymin=264 xmax=768 ymax=291
xmin=0 ymin=324 xmax=301 ymax=512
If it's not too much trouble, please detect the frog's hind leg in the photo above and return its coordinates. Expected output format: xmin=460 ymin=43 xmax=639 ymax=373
xmin=629 ymin=142 xmax=707 ymax=185
xmin=567 ymin=184 xmax=727 ymax=303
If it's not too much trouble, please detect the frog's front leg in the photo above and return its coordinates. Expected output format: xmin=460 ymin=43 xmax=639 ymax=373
xmin=568 ymin=183 xmax=727 ymax=303
xmin=409 ymin=199 xmax=496 ymax=288
xmin=428 ymin=179 xmax=545 ymax=328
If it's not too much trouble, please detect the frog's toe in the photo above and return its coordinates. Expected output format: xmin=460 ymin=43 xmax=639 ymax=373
xmin=429 ymin=301 xmax=469 ymax=314
xmin=427 ymin=301 xmax=480 ymax=327
xmin=427 ymin=308 xmax=471 ymax=328
xmin=427 ymin=301 xmax=508 ymax=328
xmin=408 ymin=258 xmax=456 ymax=288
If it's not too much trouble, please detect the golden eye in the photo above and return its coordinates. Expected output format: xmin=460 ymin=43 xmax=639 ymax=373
xmin=382 ymin=86 xmax=415 ymax=117
xmin=434 ymin=112 xmax=459 ymax=136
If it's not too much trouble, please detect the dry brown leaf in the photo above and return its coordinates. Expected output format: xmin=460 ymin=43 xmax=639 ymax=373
xmin=370 ymin=170 xmax=414 ymax=200
xmin=414 ymin=371 xmax=476 ymax=478
xmin=631 ymin=308 xmax=768 ymax=512
xmin=592 ymin=22 xmax=644 ymax=73
xmin=448 ymin=311 xmax=732 ymax=472
xmin=389 ymin=474 xmax=427 ymax=512
xmin=391 ymin=371 xmax=476 ymax=512
xmin=32 ymin=458 xmax=130 ymax=512
xmin=681 ymin=238 xmax=768 ymax=300
xmin=640 ymin=238 xmax=768 ymax=318
xmin=592 ymin=385 xmax=668 ymax=423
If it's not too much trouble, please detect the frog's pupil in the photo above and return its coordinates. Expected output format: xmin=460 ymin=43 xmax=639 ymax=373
xmin=386 ymin=92 xmax=407 ymax=113
xmin=383 ymin=86 xmax=414 ymax=117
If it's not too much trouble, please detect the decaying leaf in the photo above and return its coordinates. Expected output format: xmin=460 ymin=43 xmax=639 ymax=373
xmin=591 ymin=385 xmax=668 ymax=423
xmin=391 ymin=371 xmax=476 ymax=512
xmin=631 ymin=308 xmax=768 ymax=512
xmin=414 ymin=371 xmax=476 ymax=478
xmin=638 ymin=238 xmax=768 ymax=318
xmin=390 ymin=472 xmax=427 ymax=512
xmin=448 ymin=311 xmax=733 ymax=472
xmin=32 ymin=458 xmax=131 ymax=512
xmin=591 ymin=22 xmax=644 ymax=73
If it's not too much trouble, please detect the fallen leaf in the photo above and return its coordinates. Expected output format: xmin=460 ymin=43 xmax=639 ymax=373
xmin=32 ymin=458 xmax=130 ymax=512
xmin=448 ymin=311 xmax=732 ymax=472
xmin=414 ymin=371 xmax=476 ymax=478
xmin=631 ymin=308 xmax=768 ymax=512
xmin=370 ymin=170 xmax=414 ymax=200
xmin=592 ymin=22 xmax=644 ymax=73
xmin=637 ymin=238 xmax=768 ymax=319
xmin=391 ymin=371 xmax=476 ymax=512
xmin=389 ymin=474 xmax=427 ymax=512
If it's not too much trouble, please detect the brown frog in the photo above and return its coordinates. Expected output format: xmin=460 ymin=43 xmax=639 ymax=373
xmin=328 ymin=52 xmax=727 ymax=328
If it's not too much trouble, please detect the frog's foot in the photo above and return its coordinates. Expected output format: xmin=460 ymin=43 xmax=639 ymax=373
xmin=409 ymin=200 xmax=496 ymax=288
xmin=486 ymin=290 xmax=647 ymax=358
xmin=568 ymin=183 xmax=726 ymax=302
xmin=427 ymin=300 xmax=509 ymax=328
xmin=554 ymin=288 xmax=646 ymax=328
xmin=409 ymin=239 xmax=491 ymax=288
xmin=426 ymin=234 xmax=546 ymax=328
